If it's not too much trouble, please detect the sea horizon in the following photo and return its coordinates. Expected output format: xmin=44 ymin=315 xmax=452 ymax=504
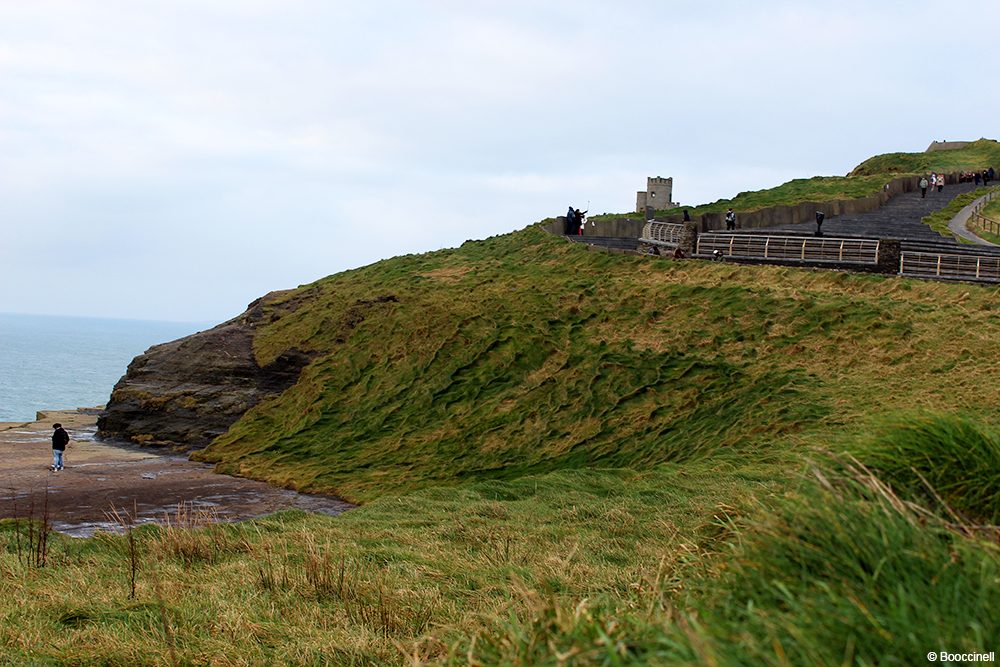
xmin=0 ymin=312 xmax=209 ymax=422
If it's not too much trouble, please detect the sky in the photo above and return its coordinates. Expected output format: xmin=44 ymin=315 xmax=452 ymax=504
xmin=1 ymin=0 xmax=998 ymax=323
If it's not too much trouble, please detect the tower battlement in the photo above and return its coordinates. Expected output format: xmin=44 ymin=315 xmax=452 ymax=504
xmin=636 ymin=176 xmax=678 ymax=215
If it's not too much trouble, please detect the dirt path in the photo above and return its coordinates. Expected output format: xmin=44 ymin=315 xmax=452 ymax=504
xmin=0 ymin=409 xmax=354 ymax=537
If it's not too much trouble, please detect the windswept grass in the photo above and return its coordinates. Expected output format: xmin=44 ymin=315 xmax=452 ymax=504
xmin=190 ymin=226 xmax=1000 ymax=502
xmin=856 ymin=413 xmax=1000 ymax=524
xmin=0 ymin=459 xmax=777 ymax=665
xmin=456 ymin=441 xmax=1000 ymax=666
xmin=15 ymin=143 xmax=999 ymax=664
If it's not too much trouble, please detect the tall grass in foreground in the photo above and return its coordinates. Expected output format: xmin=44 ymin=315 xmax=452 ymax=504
xmin=857 ymin=413 xmax=1000 ymax=524
xmin=456 ymin=417 xmax=1000 ymax=666
xmin=672 ymin=464 xmax=1000 ymax=666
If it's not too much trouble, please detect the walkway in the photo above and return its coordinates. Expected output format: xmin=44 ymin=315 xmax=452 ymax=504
xmin=948 ymin=191 xmax=999 ymax=246
xmin=741 ymin=181 xmax=982 ymax=241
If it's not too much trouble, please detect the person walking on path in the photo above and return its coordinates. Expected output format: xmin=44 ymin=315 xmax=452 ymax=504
xmin=51 ymin=423 xmax=69 ymax=471
xmin=975 ymin=172 xmax=982 ymax=186
xmin=989 ymin=167 xmax=995 ymax=182
xmin=919 ymin=176 xmax=929 ymax=198
xmin=937 ymin=173 xmax=944 ymax=193
xmin=725 ymin=208 xmax=736 ymax=231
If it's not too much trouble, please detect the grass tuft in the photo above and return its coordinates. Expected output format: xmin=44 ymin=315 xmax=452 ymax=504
xmin=856 ymin=412 xmax=1000 ymax=524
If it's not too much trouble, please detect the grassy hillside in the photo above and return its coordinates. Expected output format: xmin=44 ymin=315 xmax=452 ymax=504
xmin=193 ymin=226 xmax=1000 ymax=503
xmin=6 ymin=143 xmax=1000 ymax=664
xmin=850 ymin=138 xmax=1000 ymax=176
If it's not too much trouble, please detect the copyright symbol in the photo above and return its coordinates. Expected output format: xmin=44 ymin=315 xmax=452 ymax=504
xmin=927 ymin=652 xmax=937 ymax=662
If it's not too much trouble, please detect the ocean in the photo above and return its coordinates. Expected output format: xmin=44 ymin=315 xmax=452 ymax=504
xmin=0 ymin=313 xmax=205 ymax=422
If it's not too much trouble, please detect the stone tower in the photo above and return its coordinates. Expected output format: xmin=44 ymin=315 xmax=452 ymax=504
xmin=636 ymin=176 xmax=677 ymax=216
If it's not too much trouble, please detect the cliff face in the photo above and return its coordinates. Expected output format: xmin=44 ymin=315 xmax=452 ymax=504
xmin=96 ymin=292 xmax=312 ymax=448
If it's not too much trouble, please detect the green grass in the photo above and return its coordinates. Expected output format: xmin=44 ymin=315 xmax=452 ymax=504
xmin=10 ymin=141 xmax=1000 ymax=664
xmin=850 ymin=138 xmax=1000 ymax=176
xmin=855 ymin=413 xmax=1000 ymax=523
xmin=921 ymin=185 xmax=1000 ymax=239
xmin=456 ymin=429 xmax=1000 ymax=666
xmin=182 ymin=226 xmax=1000 ymax=503
xmin=0 ymin=458 xmax=780 ymax=665
xmin=976 ymin=199 xmax=1000 ymax=244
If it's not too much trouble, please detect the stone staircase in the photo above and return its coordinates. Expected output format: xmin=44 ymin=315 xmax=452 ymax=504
xmin=740 ymin=182 xmax=983 ymax=241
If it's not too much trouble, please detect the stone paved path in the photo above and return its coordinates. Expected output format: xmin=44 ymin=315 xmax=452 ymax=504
xmin=743 ymin=182 xmax=982 ymax=241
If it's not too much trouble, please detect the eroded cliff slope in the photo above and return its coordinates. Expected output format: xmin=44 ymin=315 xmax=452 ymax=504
xmin=97 ymin=291 xmax=311 ymax=448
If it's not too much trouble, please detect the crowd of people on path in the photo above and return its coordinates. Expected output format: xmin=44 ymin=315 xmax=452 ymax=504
xmin=958 ymin=167 xmax=995 ymax=186
xmin=921 ymin=168 xmax=996 ymax=197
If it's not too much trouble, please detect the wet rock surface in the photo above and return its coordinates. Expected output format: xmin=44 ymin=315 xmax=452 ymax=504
xmin=97 ymin=292 xmax=312 ymax=448
xmin=1 ymin=410 xmax=354 ymax=538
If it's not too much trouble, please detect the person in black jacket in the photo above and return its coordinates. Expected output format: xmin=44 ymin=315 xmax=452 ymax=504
xmin=51 ymin=423 xmax=69 ymax=471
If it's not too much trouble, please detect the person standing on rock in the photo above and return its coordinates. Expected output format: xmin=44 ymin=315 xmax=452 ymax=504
xmin=919 ymin=176 xmax=929 ymax=198
xmin=725 ymin=208 xmax=736 ymax=231
xmin=51 ymin=423 xmax=69 ymax=471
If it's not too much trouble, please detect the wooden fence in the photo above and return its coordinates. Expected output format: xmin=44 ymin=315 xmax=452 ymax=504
xmin=969 ymin=189 xmax=1000 ymax=237
xmin=696 ymin=234 xmax=881 ymax=265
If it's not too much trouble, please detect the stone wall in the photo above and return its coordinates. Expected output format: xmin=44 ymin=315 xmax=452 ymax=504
xmin=927 ymin=141 xmax=974 ymax=152
xmin=654 ymin=173 xmax=971 ymax=232
xmin=541 ymin=215 xmax=647 ymax=238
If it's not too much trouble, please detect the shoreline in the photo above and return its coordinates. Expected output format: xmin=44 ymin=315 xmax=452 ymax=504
xmin=0 ymin=408 xmax=354 ymax=537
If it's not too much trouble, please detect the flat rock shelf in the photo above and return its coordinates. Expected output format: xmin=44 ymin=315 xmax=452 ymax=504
xmin=0 ymin=409 xmax=354 ymax=538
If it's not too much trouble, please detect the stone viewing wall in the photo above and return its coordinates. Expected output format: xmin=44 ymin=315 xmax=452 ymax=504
xmin=540 ymin=216 xmax=646 ymax=238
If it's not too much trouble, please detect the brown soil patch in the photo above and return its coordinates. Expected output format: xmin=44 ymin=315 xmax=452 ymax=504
xmin=0 ymin=410 xmax=353 ymax=537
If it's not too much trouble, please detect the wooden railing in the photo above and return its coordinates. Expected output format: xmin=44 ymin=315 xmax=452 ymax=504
xmin=899 ymin=251 xmax=1000 ymax=282
xmin=969 ymin=189 xmax=1000 ymax=237
xmin=640 ymin=221 xmax=685 ymax=246
xmin=696 ymin=234 xmax=881 ymax=265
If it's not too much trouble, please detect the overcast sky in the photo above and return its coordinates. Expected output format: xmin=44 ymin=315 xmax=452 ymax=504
xmin=2 ymin=1 xmax=997 ymax=322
